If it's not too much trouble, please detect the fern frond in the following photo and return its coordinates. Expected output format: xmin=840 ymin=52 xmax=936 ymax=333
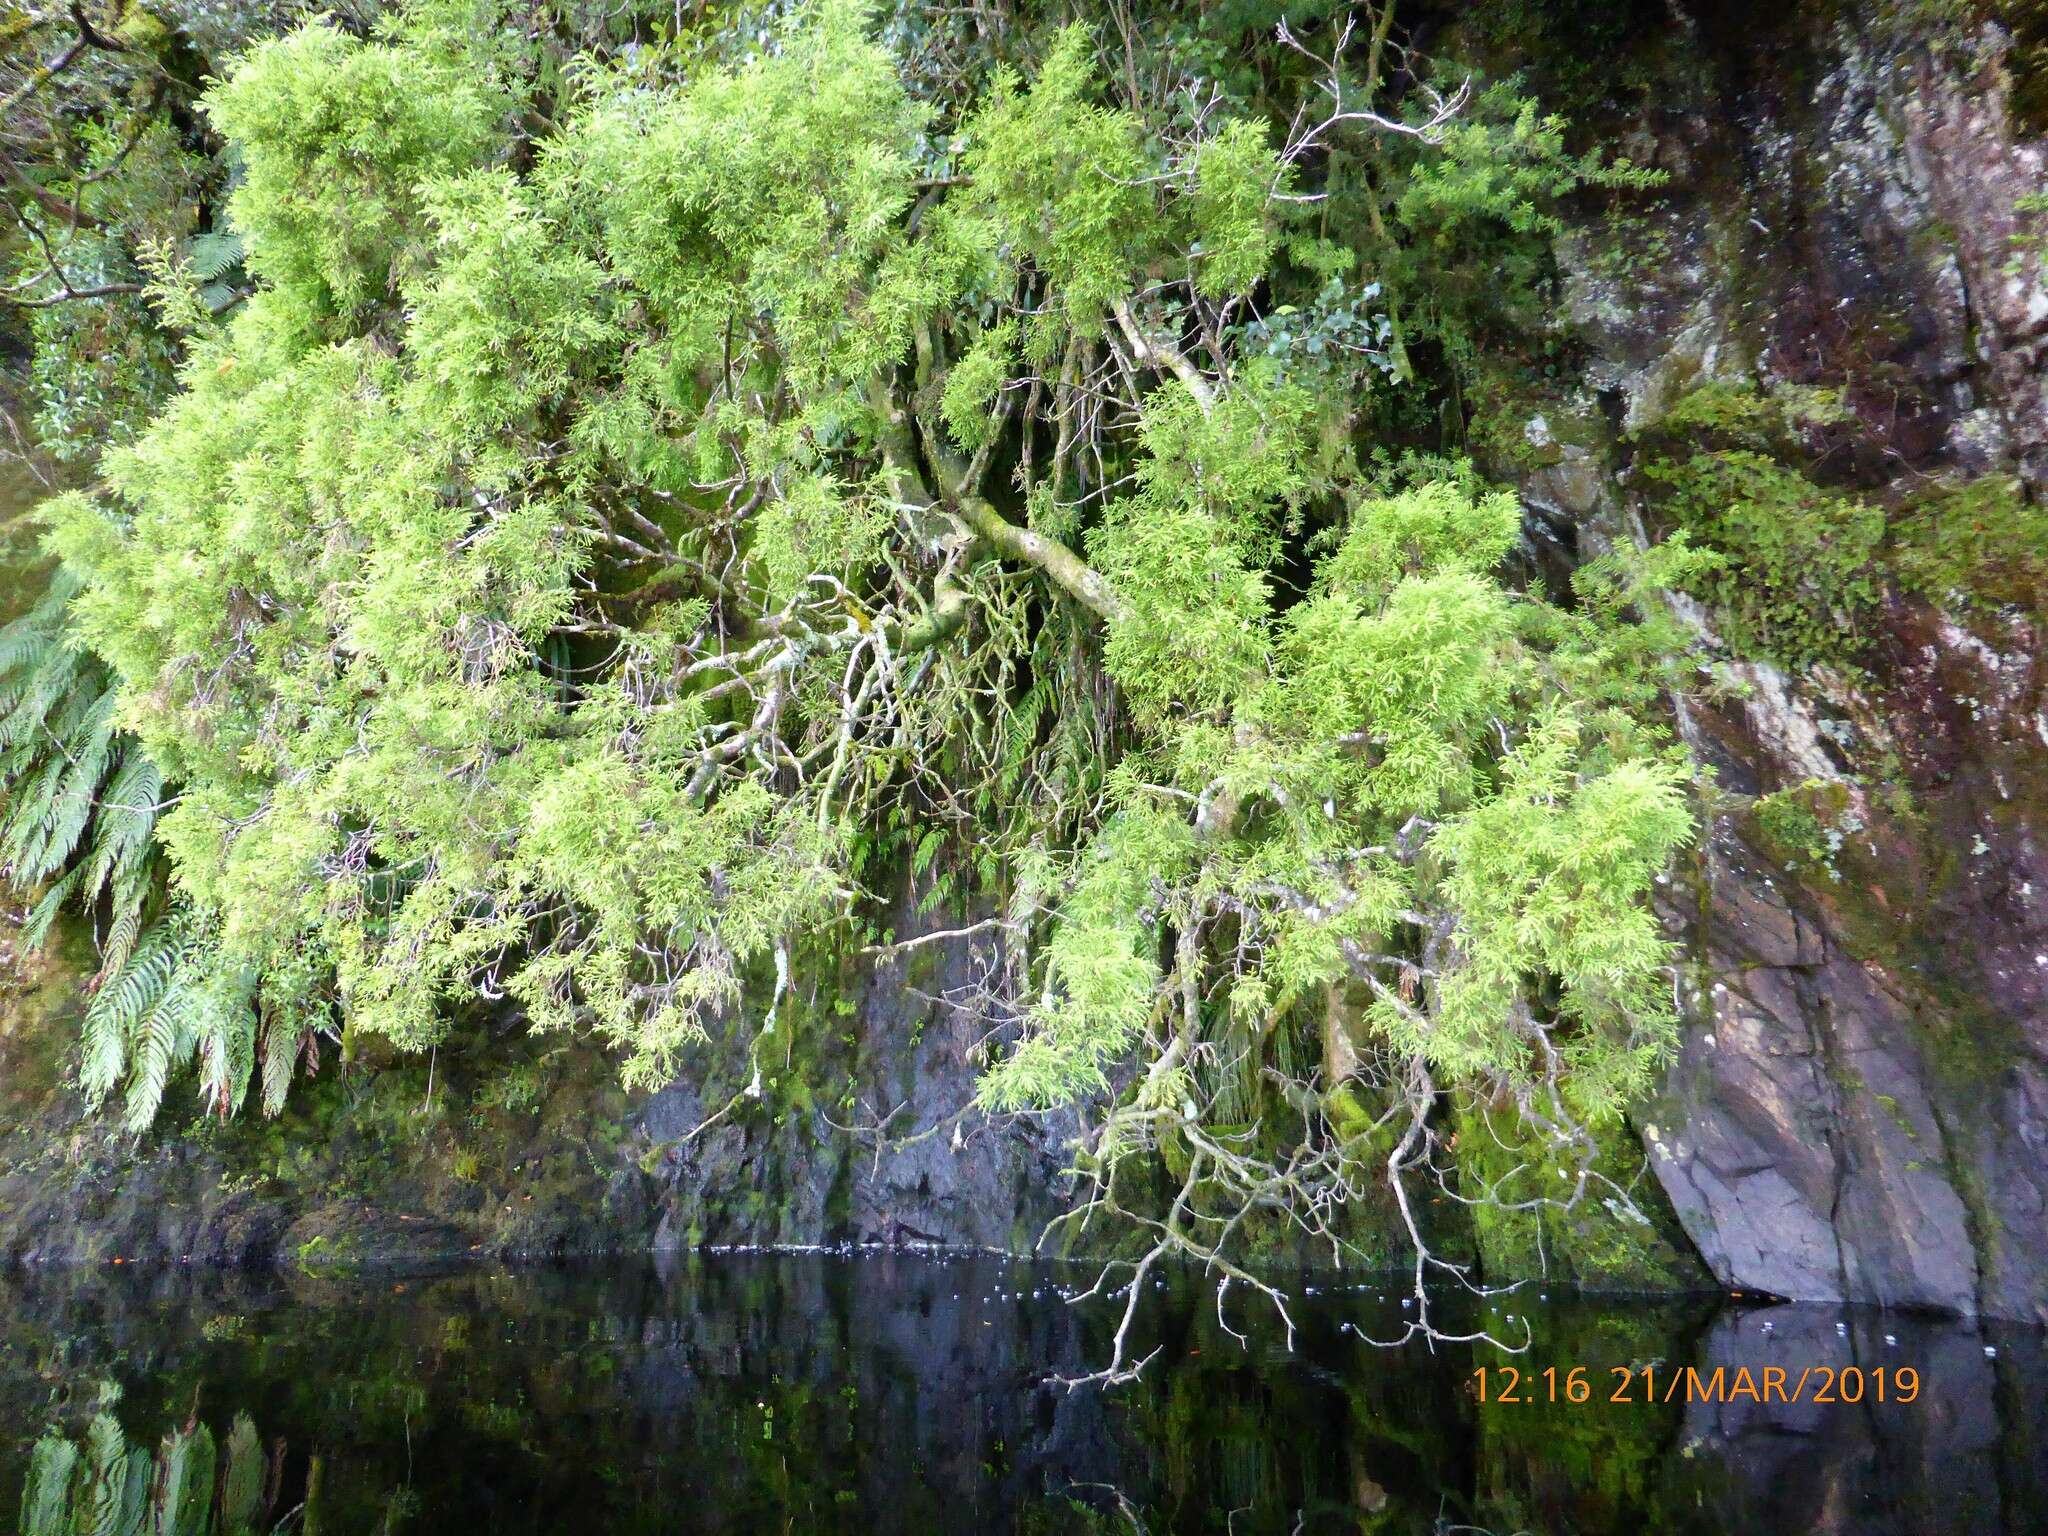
xmin=20 ymin=866 xmax=82 ymax=950
xmin=124 ymin=976 xmax=193 ymax=1131
xmin=98 ymin=865 xmax=149 ymax=983
xmin=190 ymin=961 xmax=258 ymax=1120
xmin=80 ymin=920 xmax=185 ymax=1104
xmin=187 ymin=230 xmax=246 ymax=282
xmin=83 ymin=746 xmax=162 ymax=902
xmin=14 ymin=693 xmax=118 ymax=884
xmin=258 ymin=1006 xmax=306 ymax=1118
xmin=0 ymin=621 xmax=59 ymax=676
xmin=0 ymin=757 xmax=64 ymax=870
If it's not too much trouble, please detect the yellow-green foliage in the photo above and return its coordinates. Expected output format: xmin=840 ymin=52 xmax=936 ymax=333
xmin=29 ymin=0 xmax=1697 ymax=1188
xmin=985 ymin=471 xmax=1694 ymax=1116
xmin=963 ymin=26 xmax=1162 ymax=332
xmin=207 ymin=23 xmax=498 ymax=322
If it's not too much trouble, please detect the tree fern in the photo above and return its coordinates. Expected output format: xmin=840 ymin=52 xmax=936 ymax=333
xmin=259 ymin=996 xmax=322 ymax=1117
xmin=0 ymin=577 xmax=150 ymax=910
xmin=20 ymin=865 xmax=81 ymax=949
xmin=72 ymin=911 xmax=263 ymax=1129
xmin=186 ymin=229 xmax=246 ymax=283
xmin=82 ymin=748 xmax=161 ymax=903
xmin=79 ymin=918 xmax=185 ymax=1104
xmin=124 ymin=974 xmax=192 ymax=1131
xmin=96 ymin=870 xmax=149 ymax=986
xmin=0 ymin=563 xmax=315 ymax=1127
xmin=0 ymin=568 xmax=193 ymax=1111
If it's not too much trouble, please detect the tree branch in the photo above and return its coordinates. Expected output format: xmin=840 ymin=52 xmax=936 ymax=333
xmin=1110 ymin=297 xmax=1215 ymax=413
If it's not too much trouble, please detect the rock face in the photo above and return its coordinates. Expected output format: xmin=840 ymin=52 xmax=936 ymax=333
xmin=0 ymin=892 xmax=1088 ymax=1271
xmin=635 ymin=896 xmax=1084 ymax=1255
xmin=1649 ymin=598 xmax=2048 ymax=1321
xmin=1529 ymin=0 xmax=2048 ymax=1320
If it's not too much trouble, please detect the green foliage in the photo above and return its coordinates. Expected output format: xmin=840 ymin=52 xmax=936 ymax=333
xmin=22 ymin=260 xmax=183 ymax=461
xmin=76 ymin=910 xmax=273 ymax=1130
xmin=2 ymin=0 xmax=275 ymax=456
xmin=1640 ymin=382 xmax=2046 ymax=669
xmin=206 ymin=22 xmax=500 ymax=323
xmin=21 ymin=0 xmax=1705 ymax=1299
xmin=963 ymin=25 xmax=1161 ymax=332
xmin=939 ymin=320 xmax=1018 ymax=453
xmin=1428 ymin=711 xmax=1690 ymax=1112
xmin=1753 ymin=778 xmax=1859 ymax=881
xmin=1187 ymin=119 xmax=1284 ymax=297
xmin=1368 ymin=68 xmax=1664 ymax=382
xmin=1889 ymin=471 xmax=2048 ymax=609
xmin=991 ymin=470 xmax=1695 ymax=1125
xmin=0 ymin=556 xmax=327 ymax=1128
xmin=1644 ymin=446 xmax=1886 ymax=670
xmin=1636 ymin=383 xmax=1884 ymax=669
xmin=0 ymin=569 xmax=167 ymax=973
xmin=1393 ymin=79 xmax=1656 ymax=243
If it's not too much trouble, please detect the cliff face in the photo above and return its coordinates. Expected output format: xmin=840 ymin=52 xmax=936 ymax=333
xmin=4 ymin=1 xmax=2047 ymax=1317
xmin=0 ymin=894 xmax=1087 ymax=1272
xmin=1510 ymin=0 xmax=2048 ymax=1320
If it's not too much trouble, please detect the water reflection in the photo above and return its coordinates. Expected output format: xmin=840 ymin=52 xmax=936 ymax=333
xmin=2 ymin=1256 xmax=2042 ymax=1534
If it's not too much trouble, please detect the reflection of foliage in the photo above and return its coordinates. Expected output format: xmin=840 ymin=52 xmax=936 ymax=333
xmin=0 ymin=1263 xmax=1803 ymax=1536
xmin=20 ymin=1399 xmax=282 ymax=1536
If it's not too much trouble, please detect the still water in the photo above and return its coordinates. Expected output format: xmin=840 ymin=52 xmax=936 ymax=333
xmin=3 ymin=1254 xmax=2044 ymax=1535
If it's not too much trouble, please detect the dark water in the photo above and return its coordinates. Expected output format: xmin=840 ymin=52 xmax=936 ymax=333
xmin=3 ymin=1255 xmax=2046 ymax=1535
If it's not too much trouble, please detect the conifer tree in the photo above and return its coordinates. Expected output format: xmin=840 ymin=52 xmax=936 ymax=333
xmin=27 ymin=0 xmax=1696 ymax=1353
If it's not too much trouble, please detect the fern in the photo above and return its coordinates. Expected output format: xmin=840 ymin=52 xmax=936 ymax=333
xmin=74 ymin=909 xmax=263 ymax=1129
xmin=20 ymin=866 xmax=81 ymax=949
xmin=79 ymin=918 xmax=184 ymax=1103
xmin=83 ymin=746 xmax=161 ymax=900
xmin=1 ymin=567 xmax=174 ymax=1023
xmin=186 ymin=229 xmax=246 ymax=283
xmin=98 ymin=873 xmax=148 ymax=984
xmin=0 ymin=561 xmax=301 ymax=1127
xmin=258 ymin=986 xmax=327 ymax=1117
xmin=124 ymin=975 xmax=191 ymax=1129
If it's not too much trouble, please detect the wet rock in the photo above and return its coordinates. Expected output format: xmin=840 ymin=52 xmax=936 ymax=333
xmin=1901 ymin=28 xmax=2048 ymax=490
xmin=1534 ymin=1 xmax=2048 ymax=1320
xmin=641 ymin=893 xmax=1084 ymax=1254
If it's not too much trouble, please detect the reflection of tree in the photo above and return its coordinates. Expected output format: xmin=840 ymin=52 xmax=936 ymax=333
xmin=16 ymin=1386 xmax=414 ymax=1536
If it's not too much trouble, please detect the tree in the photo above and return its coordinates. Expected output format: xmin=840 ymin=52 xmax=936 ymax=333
xmin=35 ymin=0 xmax=1697 ymax=1363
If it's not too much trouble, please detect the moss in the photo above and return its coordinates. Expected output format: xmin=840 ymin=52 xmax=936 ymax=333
xmin=0 ymin=912 xmax=98 ymax=1118
xmin=1456 ymin=1096 xmax=1705 ymax=1291
xmin=1640 ymin=440 xmax=1886 ymax=671
xmin=1751 ymin=778 xmax=1858 ymax=880
xmin=1872 ymin=1092 xmax=1922 ymax=1141
xmin=1888 ymin=472 xmax=2048 ymax=610
xmin=1632 ymin=387 xmax=2048 ymax=676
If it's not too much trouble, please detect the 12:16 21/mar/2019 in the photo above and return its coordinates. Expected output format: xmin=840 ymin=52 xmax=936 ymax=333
xmin=1470 ymin=1363 xmax=1920 ymax=1406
